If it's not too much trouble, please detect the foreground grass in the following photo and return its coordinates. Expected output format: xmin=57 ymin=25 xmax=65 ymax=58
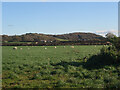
xmin=2 ymin=45 xmax=120 ymax=88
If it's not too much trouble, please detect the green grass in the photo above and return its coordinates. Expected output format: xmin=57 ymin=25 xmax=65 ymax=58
xmin=2 ymin=45 xmax=120 ymax=88
xmin=55 ymin=38 xmax=69 ymax=41
xmin=4 ymin=42 xmax=32 ymax=44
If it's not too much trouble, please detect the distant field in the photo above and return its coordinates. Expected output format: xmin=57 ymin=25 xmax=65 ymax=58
xmin=3 ymin=42 xmax=32 ymax=44
xmin=55 ymin=38 xmax=69 ymax=41
xmin=2 ymin=45 xmax=120 ymax=88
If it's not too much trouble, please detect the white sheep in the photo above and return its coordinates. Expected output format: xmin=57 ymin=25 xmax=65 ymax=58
xmin=20 ymin=48 xmax=23 ymax=50
xmin=71 ymin=46 xmax=74 ymax=48
xmin=64 ymin=46 xmax=66 ymax=48
xmin=13 ymin=47 xmax=17 ymax=50
xmin=54 ymin=46 xmax=57 ymax=48
xmin=45 ymin=47 xmax=47 ymax=50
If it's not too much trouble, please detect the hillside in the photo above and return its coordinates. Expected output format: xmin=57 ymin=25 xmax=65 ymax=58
xmin=49 ymin=32 xmax=105 ymax=41
xmin=2 ymin=32 xmax=105 ymax=42
xmin=2 ymin=33 xmax=57 ymax=42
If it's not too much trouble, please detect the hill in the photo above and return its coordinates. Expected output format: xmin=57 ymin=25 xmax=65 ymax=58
xmin=2 ymin=32 xmax=105 ymax=42
xmin=49 ymin=32 xmax=105 ymax=41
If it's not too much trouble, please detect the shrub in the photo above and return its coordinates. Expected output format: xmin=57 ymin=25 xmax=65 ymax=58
xmin=100 ymin=46 xmax=118 ymax=62
xmin=84 ymin=45 xmax=120 ymax=69
xmin=110 ymin=37 xmax=120 ymax=51
xmin=108 ymin=37 xmax=120 ymax=62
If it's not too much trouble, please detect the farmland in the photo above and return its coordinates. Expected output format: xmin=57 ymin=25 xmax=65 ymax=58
xmin=2 ymin=45 xmax=120 ymax=88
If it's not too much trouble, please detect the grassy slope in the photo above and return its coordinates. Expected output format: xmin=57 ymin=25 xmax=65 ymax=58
xmin=3 ymin=42 xmax=32 ymax=44
xmin=2 ymin=46 xmax=120 ymax=88
xmin=55 ymin=38 xmax=69 ymax=41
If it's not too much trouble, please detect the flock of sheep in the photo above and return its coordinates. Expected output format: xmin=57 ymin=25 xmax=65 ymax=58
xmin=12 ymin=45 xmax=109 ymax=50
xmin=12 ymin=46 xmax=76 ymax=50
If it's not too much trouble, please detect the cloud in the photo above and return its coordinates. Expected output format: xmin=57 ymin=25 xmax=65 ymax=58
xmin=95 ymin=29 xmax=118 ymax=37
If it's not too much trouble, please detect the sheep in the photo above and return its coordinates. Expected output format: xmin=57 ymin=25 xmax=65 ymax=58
xmin=64 ymin=46 xmax=66 ymax=48
xmin=35 ymin=42 xmax=38 ymax=45
xmin=45 ymin=47 xmax=47 ymax=50
xmin=20 ymin=48 xmax=22 ymax=50
xmin=13 ymin=47 xmax=17 ymax=50
xmin=54 ymin=46 xmax=57 ymax=48
xmin=71 ymin=46 xmax=74 ymax=48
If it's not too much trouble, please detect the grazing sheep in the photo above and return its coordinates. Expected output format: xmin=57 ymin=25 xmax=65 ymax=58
xmin=20 ymin=48 xmax=22 ymax=50
xmin=71 ymin=46 xmax=74 ymax=48
xmin=13 ymin=47 xmax=17 ymax=50
xmin=35 ymin=42 xmax=38 ymax=44
xmin=54 ymin=46 xmax=57 ymax=48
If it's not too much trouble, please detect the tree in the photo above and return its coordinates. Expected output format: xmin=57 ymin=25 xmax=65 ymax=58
xmin=12 ymin=36 xmax=22 ymax=42
xmin=105 ymin=32 xmax=116 ymax=39
xmin=104 ymin=33 xmax=120 ymax=62
xmin=110 ymin=37 xmax=120 ymax=51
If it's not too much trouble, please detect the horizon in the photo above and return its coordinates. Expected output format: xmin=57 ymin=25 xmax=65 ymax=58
xmin=2 ymin=2 xmax=118 ymax=37
xmin=1 ymin=31 xmax=110 ymax=38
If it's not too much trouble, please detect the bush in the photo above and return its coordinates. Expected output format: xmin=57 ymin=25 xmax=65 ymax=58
xmin=100 ymin=46 xmax=118 ymax=61
xmin=84 ymin=45 xmax=120 ymax=69
xmin=109 ymin=37 xmax=120 ymax=62
xmin=110 ymin=37 xmax=120 ymax=51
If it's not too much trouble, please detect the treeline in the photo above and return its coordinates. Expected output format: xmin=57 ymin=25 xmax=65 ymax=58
xmin=51 ymin=32 xmax=105 ymax=41
xmin=1 ymin=33 xmax=57 ymax=42
xmin=1 ymin=32 xmax=106 ymax=42
xmin=1 ymin=32 xmax=109 ymax=46
xmin=2 ymin=40 xmax=110 ymax=46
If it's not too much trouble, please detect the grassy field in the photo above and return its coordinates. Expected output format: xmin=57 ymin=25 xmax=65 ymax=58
xmin=2 ymin=45 xmax=120 ymax=88
xmin=55 ymin=38 xmax=69 ymax=41
xmin=3 ymin=42 xmax=32 ymax=44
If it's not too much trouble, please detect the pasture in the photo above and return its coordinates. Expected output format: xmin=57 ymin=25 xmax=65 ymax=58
xmin=2 ymin=45 xmax=120 ymax=88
